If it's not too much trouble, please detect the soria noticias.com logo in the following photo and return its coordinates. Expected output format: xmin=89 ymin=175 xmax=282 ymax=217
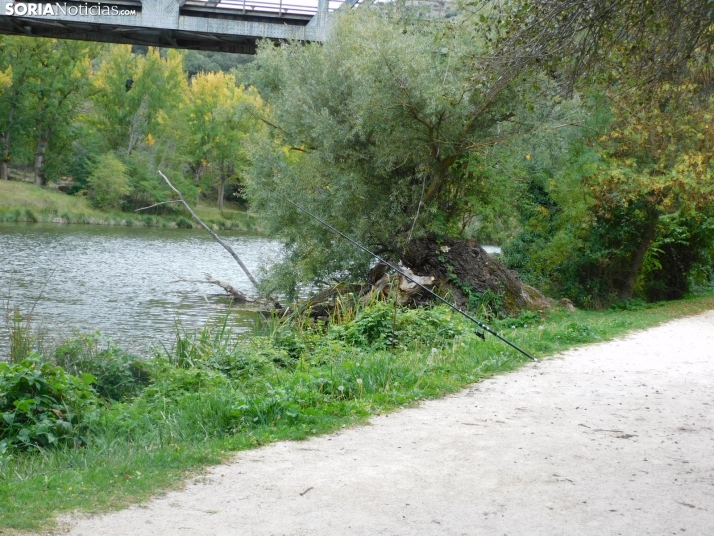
xmin=4 ymin=2 xmax=137 ymax=16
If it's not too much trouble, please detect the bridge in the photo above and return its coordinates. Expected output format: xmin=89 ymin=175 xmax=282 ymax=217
xmin=0 ymin=0 xmax=366 ymax=54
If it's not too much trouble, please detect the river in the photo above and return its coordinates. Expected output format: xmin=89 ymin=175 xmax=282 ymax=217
xmin=0 ymin=223 xmax=281 ymax=357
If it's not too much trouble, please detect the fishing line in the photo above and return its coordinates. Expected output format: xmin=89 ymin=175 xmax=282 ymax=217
xmin=270 ymin=188 xmax=537 ymax=361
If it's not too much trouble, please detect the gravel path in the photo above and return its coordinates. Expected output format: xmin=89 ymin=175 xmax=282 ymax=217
xmin=63 ymin=311 xmax=714 ymax=536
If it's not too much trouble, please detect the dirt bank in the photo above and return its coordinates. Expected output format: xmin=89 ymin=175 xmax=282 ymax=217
xmin=61 ymin=311 xmax=714 ymax=536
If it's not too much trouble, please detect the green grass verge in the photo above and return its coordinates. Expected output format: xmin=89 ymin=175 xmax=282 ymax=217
xmin=0 ymin=180 xmax=260 ymax=232
xmin=1 ymin=293 xmax=713 ymax=533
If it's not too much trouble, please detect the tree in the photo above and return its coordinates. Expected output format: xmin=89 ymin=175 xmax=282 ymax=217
xmin=25 ymin=40 xmax=95 ymax=186
xmin=504 ymin=71 xmax=714 ymax=306
xmin=91 ymin=46 xmax=187 ymax=155
xmin=89 ymin=46 xmax=189 ymax=210
xmin=86 ymin=153 xmax=130 ymax=209
xmin=479 ymin=0 xmax=714 ymax=97
xmin=243 ymin=7 xmax=572 ymax=295
xmin=0 ymin=36 xmax=53 ymax=180
xmin=487 ymin=0 xmax=714 ymax=306
xmin=183 ymin=71 xmax=262 ymax=210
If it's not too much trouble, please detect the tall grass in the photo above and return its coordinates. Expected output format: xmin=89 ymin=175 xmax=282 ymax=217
xmin=7 ymin=309 xmax=32 ymax=364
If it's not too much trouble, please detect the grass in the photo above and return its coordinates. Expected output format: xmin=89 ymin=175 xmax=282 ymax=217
xmin=1 ymin=293 xmax=713 ymax=533
xmin=0 ymin=180 xmax=260 ymax=232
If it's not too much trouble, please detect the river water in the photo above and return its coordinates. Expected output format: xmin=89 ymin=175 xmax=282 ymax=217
xmin=0 ymin=223 xmax=281 ymax=357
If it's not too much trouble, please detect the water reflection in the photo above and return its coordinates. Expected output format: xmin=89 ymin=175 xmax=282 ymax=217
xmin=0 ymin=223 xmax=281 ymax=356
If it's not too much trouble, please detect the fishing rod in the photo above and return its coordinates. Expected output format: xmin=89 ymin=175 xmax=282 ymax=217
xmin=272 ymin=190 xmax=537 ymax=362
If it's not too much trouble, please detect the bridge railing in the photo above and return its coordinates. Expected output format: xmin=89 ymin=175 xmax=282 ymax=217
xmin=183 ymin=0 xmax=347 ymax=17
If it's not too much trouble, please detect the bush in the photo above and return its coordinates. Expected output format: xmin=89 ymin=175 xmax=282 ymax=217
xmin=329 ymin=303 xmax=463 ymax=350
xmin=86 ymin=153 xmax=130 ymax=210
xmin=0 ymin=359 xmax=99 ymax=452
xmin=52 ymin=333 xmax=151 ymax=402
xmin=137 ymin=361 xmax=231 ymax=401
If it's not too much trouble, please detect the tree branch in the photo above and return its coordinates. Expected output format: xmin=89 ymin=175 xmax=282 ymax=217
xmin=134 ymin=200 xmax=183 ymax=212
xmin=170 ymin=273 xmax=257 ymax=304
xmin=157 ymin=170 xmax=261 ymax=291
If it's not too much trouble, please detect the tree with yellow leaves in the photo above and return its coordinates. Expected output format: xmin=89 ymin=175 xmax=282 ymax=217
xmin=91 ymin=46 xmax=187 ymax=156
xmin=183 ymin=71 xmax=262 ymax=210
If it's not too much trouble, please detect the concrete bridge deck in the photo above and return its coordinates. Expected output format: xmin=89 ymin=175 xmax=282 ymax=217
xmin=0 ymin=0 xmax=357 ymax=53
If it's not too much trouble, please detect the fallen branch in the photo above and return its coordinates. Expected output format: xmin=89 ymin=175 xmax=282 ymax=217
xmin=170 ymin=273 xmax=255 ymax=304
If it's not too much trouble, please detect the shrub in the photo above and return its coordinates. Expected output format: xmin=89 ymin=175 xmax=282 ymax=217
xmin=52 ymin=333 xmax=151 ymax=402
xmin=329 ymin=303 xmax=463 ymax=350
xmin=0 ymin=358 xmax=99 ymax=451
xmin=138 ymin=361 xmax=230 ymax=400
xmin=86 ymin=153 xmax=130 ymax=210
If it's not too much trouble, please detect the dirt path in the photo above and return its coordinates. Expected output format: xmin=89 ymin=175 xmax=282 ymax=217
xmin=63 ymin=311 xmax=714 ymax=536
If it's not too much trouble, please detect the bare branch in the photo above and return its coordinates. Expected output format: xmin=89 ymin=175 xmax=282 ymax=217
xmin=157 ymin=169 xmax=261 ymax=291
xmin=134 ymin=200 xmax=183 ymax=212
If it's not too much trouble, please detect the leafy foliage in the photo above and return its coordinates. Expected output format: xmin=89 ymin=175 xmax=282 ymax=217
xmin=0 ymin=359 xmax=99 ymax=452
xmin=52 ymin=333 xmax=150 ymax=402
xmin=86 ymin=153 xmax=130 ymax=209
xmin=325 ymin=302 xmax=462 ymax=351
xmin=242 ymin=7 xmax=576 ymax=296
xmin=504 ymin=75 xmax=714 ymax=306
xmin=182 ymin=71 xmax=262 ymax=209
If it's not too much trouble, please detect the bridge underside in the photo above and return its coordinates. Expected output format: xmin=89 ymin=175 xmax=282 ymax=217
xmin=0 ymin=0 xmax=341 ymax=53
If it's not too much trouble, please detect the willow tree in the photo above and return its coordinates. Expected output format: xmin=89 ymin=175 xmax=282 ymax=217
xmin=243 ymin=6 xmax=571 ymax=296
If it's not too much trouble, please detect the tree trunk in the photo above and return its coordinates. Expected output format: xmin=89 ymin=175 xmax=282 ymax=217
xmin=189 ymin=161 xmax=204 ymax=205
xmin=126 ymin=97 xmax=148 ymax=157
xmin=619 ymin=213 xmax=659 ymax=301
xmin=33 ymin=128 xmax=51 ymax=186
xmin=1 ymin=107 xmax=15 ymax=180
xmin=218 ymin=163 xmax=226 ymax=211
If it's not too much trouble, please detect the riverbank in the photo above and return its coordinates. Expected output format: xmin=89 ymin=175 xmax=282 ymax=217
xmin=0 ymin=180 xmax=260 ymax=232
xmin=60 ymin=309 xmax=714 ymax=536
xmin=1 ymin=293 xmax=713 ymax=533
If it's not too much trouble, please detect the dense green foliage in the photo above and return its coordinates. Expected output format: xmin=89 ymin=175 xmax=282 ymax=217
xmin=0 ymin=39 xmax=257 ymax=213
xmin=0 ymin=359 xmax=99 ymax=452
xmin=242 ymin=7 xmax=578 ymax=295
xmin=52 ymin=333 xmax=151 ymax=402
xmin=1 ymin=300 xmax=475 ymax=446
xmin=0 ymin=302 xmax=481 ymax=458
xmin=86 ymin=153 xmax=131 ymax=209
xmin=502 ymin=81 xmax=714 ymax=306
xmin=240 ymin=4 xmax=714 ymax=306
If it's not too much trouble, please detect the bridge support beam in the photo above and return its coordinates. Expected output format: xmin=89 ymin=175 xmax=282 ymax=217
xmin=0 ymin=0 xmax=334 ymax=53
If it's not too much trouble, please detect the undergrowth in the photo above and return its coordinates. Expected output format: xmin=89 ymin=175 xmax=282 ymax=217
xmin=1 ymin=292 xmax=713 ymax=532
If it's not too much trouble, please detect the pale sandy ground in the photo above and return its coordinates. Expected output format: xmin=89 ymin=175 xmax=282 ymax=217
xmin=60 ymin=311 xmax=714 ymax=536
